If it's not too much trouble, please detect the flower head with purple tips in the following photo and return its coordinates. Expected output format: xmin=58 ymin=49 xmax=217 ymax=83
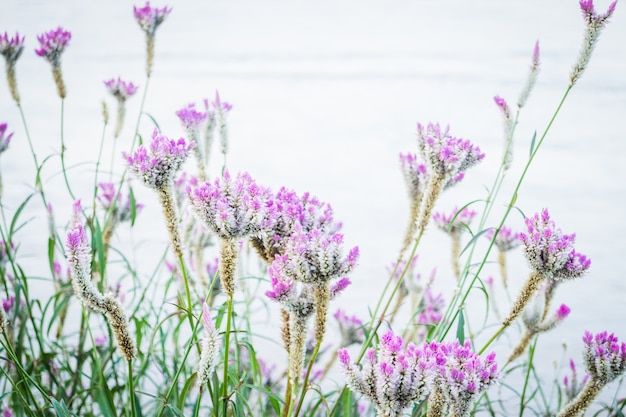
xmin=520 ymin=209 xmax=590 ymax=280
xmin=272 ymin=226 xmax=359 ymax=286
xmin=124 ymin=129 xmax=193 ymax=190
xmin=582 ymin=330 xmax=626 ymax=384
xmin=35 ymin=27 xmax=71 ymax=67
xmin=0 ymin=32 xmax=25 ymax=64
xmin=427 ymin=340 xmax=499 ymax=417
xmin=133 ymin=2 xmax=172 ymax=37
xmin=486 ymin=225 xmax=522 ymax=252
xmin=433 ymin=206 xmax=477 ymax=235
xmin=339 ymin=328 xmax=435 ymax=417
xmin=104 ymin=77 xmax=138 ymax=100
xmin=188 ymin=170 xmax=275 ymax=240
xmin=176 ymin=103 xmax=207 ymax=135
xmin=399 ymin=152 xmax=429 ymax=200
xmin=416 ymin=123 xmax=484 ymax=185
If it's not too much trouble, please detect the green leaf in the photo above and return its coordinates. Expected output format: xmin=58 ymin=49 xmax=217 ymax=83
xmin=528 ymin=130 xmax=537 ymax=157
xmin=129 ymin=186 xmax=137 ymax=226
xmin=51 ymin=399 xmax=74 ymax=417
xmin=459 ymin=227 xmax=495 ymax=257
xmin=456 ymin=309 xmax=465 ymax=344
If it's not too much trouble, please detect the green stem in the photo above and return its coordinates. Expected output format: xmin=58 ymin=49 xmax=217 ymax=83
xmin=59 ymin=98 xmax=76 ymax=200
xmin=222 ymin=294 xmax=234 ymax=416
xmin=293 ymin=340 xmax=322 ymax=417
xmin=128 ymin=359 xmax=137 ymax=417
xmin=435 ymin=85 xmax=573 ymax=343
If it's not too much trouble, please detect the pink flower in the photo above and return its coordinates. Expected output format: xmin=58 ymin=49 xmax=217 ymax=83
xmin=0 ymin=31 xmax=25 ymax=64
xmin=124 ymin=129 xmax=194 ymax=190
xmin=133 ymin=2 xmax=172 ymax=37
xmin=0 ymin=123 xmax=13 ymax=154
xmin=35 ymin=27 xmax=71 ymax=66
xmin=104 ymin=77 xmax=138 ymax=100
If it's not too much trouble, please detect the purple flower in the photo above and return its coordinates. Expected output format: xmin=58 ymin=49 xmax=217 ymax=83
xmin=197 ymin=301 xmax=219 ymax=386
xmin=520 ymin=209 xmax=590 ymax=279
xmin=416 ymin=288 xmax=445 ymax=326
xmin=493 ymin=95 xmax=511 ymax=120
xmin=0 ymin=31 xmax=25 ymax=64
xmin=416 ymin=122 xmax=485 ymax=185
xmin=188 ymin=170 xmax=275 ymax=240
xmin=104 ymin=77 xmax=138 ymax=100
xmin=339 ymin=329 xmax=435 ymax=417
xmin=212 ymin=90 xmax=232 ymax=114
xmin=35 ymin=27 xmax=71 ymax=67
xmin=272 ymin=227 xmax=359 ymax=286
xmin=579 ymin=0 xmax=617 ymax=27
xmin=176 ymin=103 xmax=207 ymax=134
xmin=0 ymin=123 xmax=13 ymax=154
xmin=133 ymin=2 xmax=172 ymax=37
xmin=427 ymin=340 xmax=499 ymax=417
xmin=485 ymin=225 xmax=522 ymax=252
xmin=399 ymin=152 xmax=429 ymax=200
xmin=97 ymin=182 xmax=143 ymax=223
xmin=334 ymin=309 xmax=364 ymax=346
xmin=433 ymin=207 xmax=477 ymax=235
xmin=124 ymin=129 xmax=194 ymax=190
xmin=582 ymin=330 xmax=626 ymax=384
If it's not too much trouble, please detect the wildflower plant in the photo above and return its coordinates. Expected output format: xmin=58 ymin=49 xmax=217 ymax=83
xmin=0 ymin=1 xmax=623 ymax=417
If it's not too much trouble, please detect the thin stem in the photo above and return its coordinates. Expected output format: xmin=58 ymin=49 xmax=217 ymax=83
xmin=221 ymin=294 xmax=234 ymax=416
xmin=128 ymin=359 xmax=136 ymax=417
xmin=293 ymin=340 xmax=322 ymax=417
xmin=436 ymin=85 xmax=573 ymax=343
xmin=59 ymin=98 xmax=76 ymax=200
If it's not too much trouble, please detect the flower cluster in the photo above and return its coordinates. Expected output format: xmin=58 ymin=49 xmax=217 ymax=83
xmin=486 ymin=225 xmax=522 ymax=252
xmin=133 ymin=2 xmax=172 ymax=37
xmin=563 ymin=358 xmax=589 ymax=402
xmin=427 ymin=340 xmax=499 ymax=417
xmin=97 ymin=182 xmax=143 ymax=223
xmin=399 ymin=152 xmax=429 ymax=200
xmin=124 ymin=129 xmax=194 ymax=190
xmin=188 ymin=170 xmax=275 ymax=241
xmin=582 ymin=330 xmax=626 ymax=384
xmin=433 ymin=207 xmax=477 ymax=235
xmin=520 ymin=209 xmax=590 ymax=280
xmin=272 ymin=227 xmax=359 ymax=286
xmin=104 ymin=77 xmax=138 ymax=100
xmin=416 ymin=122 xmax=485 ymax=185
xmin=35 ymin=27 xmax=71 ymax=67
xmin=339 ymin=329 xmax=435 ymax=417
xmin=0 ymin=32 xmax=24 ymax=64
xmin=334 ymin=309 xmax=364 ymax=347
xmin=176 ymin=103 xmax=207 ymax=136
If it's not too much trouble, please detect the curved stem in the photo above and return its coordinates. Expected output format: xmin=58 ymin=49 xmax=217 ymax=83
xmin=221 ymin=294 xmax=234 ymax=416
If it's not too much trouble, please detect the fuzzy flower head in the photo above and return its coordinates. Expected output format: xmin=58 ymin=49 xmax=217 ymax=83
xmin=124 ymin=129 xmax=193 ymax=190
xmin=188 ymin=170 xmax=275 ymax=240
xmin=176 ymin=103 xmax=207 ymax=140
xmin=265 ymin=268 xmax=316 ymax=319
xmin=582 ymin=330 xmax=626 ymax=384
xmin=197 ymin=302 xmax=219 ymax=387
xmin=399 ymin=152 xmax=429 ymax=200
xmin=97 ymin=182 xmax=143 ymax=223
xmin=416 ymin=288 xmax=445 ymax=327
xmin=485 ymin=225 xmax=522 ymax=252
xmin=273 ymin=227 xmax=359 ymax=286
xmin=570 ymin=0 xmax=618 ymax=85
xmin=0 ymin=32 xmax=25 ymax=64
xmin=35 ymin=27 xmax=71 ymax=67
xmin=251 ymin=187 xmax=337 ymax=262
xmin=563 ymin=358 xmax=590 ymax=402
xmin=133 ymin=2 xmax=172 ymax=37
xmin=104 ymin=77 xmax=138 ymax=100
xmin=0 ymin=123 xmax=13 ymax=154
xmin=520 ymin=209 xmax=591 ymax=280
xmin=338 ymin=329 xmax=435 ymax=417
xmin=428 ymin=340 xmax=499 ymax=417
xmin=416 ymin=123 xmax=485 ymax=185
xmin=433 ymin=207 xmax=477 ymax=235
xmin=334 ymin=309 xmax=365 ymax=346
